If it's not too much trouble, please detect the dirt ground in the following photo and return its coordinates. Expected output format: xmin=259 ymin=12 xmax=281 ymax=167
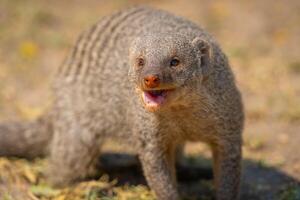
xmin=0 ymin=0 xmax=299 ymax=199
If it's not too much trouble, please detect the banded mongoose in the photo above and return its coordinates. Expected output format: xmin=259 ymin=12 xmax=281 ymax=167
xmin=0 ymin=6 xmax=244 ymax=200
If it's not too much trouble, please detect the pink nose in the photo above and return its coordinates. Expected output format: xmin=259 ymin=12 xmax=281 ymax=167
xmin=144 ymin=75 xmax=160 ymax=88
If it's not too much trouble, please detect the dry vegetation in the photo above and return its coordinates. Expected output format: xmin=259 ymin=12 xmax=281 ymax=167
xmin=0 ymin=0 xmax=299 ymax=199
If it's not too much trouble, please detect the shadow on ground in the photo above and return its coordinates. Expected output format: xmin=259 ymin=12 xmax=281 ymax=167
xmin=99 ymin=153 xmax=300 ymax=200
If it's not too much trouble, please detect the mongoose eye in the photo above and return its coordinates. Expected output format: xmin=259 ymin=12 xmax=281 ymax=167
xmin=137 ymin=58 xmax=145 ymax=67
xmin=170 ymin=58 xmax=180 ymax=67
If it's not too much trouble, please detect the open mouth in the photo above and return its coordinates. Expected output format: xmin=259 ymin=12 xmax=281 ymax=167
xmin=142 ymin=89 xmax=173 ymax=111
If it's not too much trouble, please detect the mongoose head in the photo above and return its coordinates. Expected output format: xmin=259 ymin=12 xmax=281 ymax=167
xmin=129 ymin=34 xmax=212 ymax=112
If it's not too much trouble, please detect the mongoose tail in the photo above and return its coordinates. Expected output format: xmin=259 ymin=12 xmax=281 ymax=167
xmin=0 ymin=114 xmax=53 ymax=159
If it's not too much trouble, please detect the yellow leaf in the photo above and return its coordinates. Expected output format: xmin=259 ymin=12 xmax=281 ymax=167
xmin=55 ymin=195 xmax=67 ymax=200
xmin=23 ymin=165 xmax=37 ymax=183
xmin=19 ymin=41 xmax=39 ymax=60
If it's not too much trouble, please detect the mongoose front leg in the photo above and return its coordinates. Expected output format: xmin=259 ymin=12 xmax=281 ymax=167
xmin=212 ymin=138 xmax=242 ymax=200
xmin=139 ymin=142 xmax=179 ymax=200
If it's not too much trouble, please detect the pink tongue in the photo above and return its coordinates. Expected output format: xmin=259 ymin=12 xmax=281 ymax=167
xmin=143 ymin=91 xmax=165 ymax=106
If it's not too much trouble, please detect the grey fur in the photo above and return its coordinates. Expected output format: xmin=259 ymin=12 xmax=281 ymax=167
xmin=0 ymin=6 xmax=244 ymax=200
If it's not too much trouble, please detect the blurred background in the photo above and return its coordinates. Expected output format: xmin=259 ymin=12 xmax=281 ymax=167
xmin=0 ymin=0 xmax=299 ymax=199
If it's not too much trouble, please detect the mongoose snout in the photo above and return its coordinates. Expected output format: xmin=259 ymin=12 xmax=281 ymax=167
xmin=144 ymin=74 xmax=160 ymax=88
xmin=142 ymin=73 xmax=176 ymax=112
xmin=140 ymin=69 xmax=176 ymax=112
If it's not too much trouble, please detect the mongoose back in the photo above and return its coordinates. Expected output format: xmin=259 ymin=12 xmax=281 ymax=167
xmin=0 ymin=6 xmax=244 ymax=200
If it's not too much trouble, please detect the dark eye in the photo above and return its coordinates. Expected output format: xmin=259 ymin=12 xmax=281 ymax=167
xmin=137 ymin=58 xmax=145 ymax=66
xmin=170 ymin=58 xmax=180 ymax=67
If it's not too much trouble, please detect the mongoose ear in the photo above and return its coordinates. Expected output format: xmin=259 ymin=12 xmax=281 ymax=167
xmin=192 ymin=37 xmax=212 ymax=78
